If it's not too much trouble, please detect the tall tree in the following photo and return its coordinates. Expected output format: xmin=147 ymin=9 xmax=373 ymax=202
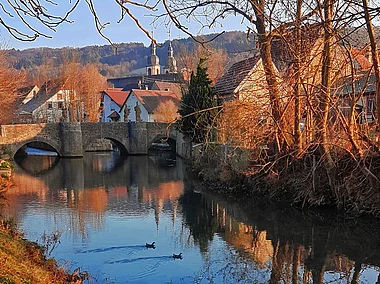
xmin=179 ymin=59 xmax=218 ymax=143
xmin=0 ymin=51 xmax=25 ymax=124
xmin=80 ymin=64 xmax=107 ymax=122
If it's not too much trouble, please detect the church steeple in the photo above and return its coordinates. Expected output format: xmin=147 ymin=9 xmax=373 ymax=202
xmin=146 ymin=39 xmax=161 ymax=76
xmin=164 ymin=40 xmax=177 ymax=74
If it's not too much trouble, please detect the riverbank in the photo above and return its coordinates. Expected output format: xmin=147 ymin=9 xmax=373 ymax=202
xmin=0 ymin=218 xmax=85 ymax=283
xmin=192 ymin=146 xmax=380 ymax=218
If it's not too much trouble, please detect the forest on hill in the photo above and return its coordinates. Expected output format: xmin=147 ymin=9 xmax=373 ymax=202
xmin=3 ymin=27 xmax=378 ymax=79
xmin=5 ymin=31 xmax=256 ymax=78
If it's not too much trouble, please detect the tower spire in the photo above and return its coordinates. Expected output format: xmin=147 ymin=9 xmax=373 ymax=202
xmin=164 ymin=29 xmax=177 ymax=74
xmin=146 ymin=30 xmax=160 ymax=75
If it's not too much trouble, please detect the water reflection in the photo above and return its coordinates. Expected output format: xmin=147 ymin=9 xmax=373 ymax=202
xmin=1 ymin=152 xmax=380 ymax=283
xmin=180 ymin=190 xmax=380 ymax=283
xmin=5 ymin=152 xmax=184 ymax=243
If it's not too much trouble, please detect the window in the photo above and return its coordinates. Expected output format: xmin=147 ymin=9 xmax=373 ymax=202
xmin=47 ymin=102 xmax=52 ymax=109
xmin=368 ymin=98 xmax=375 ymax=114
xmin=58 ymin=102 xmax=63 ymax=109
xmin=57 ymin=93 xmax=63 ymax=100
xmin=148 ymin=68 xmax=152 ymax=75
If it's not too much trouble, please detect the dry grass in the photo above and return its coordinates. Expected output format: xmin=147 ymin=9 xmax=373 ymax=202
xmin=0 ymin=225 xmax=81 ymax=284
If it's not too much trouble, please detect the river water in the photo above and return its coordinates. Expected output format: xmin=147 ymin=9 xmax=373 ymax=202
xmin=1 ymin=151 xmax=380 ymax=283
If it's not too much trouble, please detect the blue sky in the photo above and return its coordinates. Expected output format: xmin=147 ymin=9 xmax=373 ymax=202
xmin=1 ymin=1 xmax=245 ymax=50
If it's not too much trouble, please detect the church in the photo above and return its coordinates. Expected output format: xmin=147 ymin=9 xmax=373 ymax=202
xmin=101 ymin=40 xmax=183 ymax=123
xmin=107 ymin=40 xmax=182 ymax=90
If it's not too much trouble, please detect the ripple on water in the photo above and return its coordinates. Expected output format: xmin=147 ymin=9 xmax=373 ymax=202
xmin=106 ymin=255 xmax=175 ymax=282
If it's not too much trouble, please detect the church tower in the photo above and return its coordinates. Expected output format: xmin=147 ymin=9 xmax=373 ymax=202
xmin=163 ymin=41 xmax=177 ymax=74
xmin=146 ymin=41 xmax=160 ymax=76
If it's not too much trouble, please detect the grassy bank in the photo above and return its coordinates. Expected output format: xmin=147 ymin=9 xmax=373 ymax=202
xmin=0 ymin=216 xmax=84 ymax=283
xmin=191 ymin=146 xmax=380 ymax=218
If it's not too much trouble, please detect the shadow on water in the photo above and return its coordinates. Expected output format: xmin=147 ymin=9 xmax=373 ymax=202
xmin=180 ymin=187 xmax=380 ymax=283
xmin=14 ymin=154 xmax=60 ymax=176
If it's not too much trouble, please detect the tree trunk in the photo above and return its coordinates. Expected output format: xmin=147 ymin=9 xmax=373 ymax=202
xmin=253 ymin=2 xmax=285 ymax=154
xmin=318 ymin=0 xmax=336 ymax=191
xmin=294 ymin=0 xmax=303 ymax=154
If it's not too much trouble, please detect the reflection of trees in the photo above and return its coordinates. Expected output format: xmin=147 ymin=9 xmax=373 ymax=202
xmin=179 ymin=191 xmax=220 ymax=253
xmin=6 ymin=153 xmax=185 ymax=242
xmin=181 ymin=189 xmax=380 ymax=283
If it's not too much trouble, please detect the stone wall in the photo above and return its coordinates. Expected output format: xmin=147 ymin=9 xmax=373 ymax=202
xmin=86 ymin=138 xmax=114 ymax=152
xmin=0 ymin=122 xmax=192 ymax=159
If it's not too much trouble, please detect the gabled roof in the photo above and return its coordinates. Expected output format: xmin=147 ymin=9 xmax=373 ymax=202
xmin=107 ymin=73 xmax=183 ymax=88
xmin=152 ymin=81 xmax=183 ymax=98
xmin=213 ymin=55 xmax=260 ymax=97
xmin=103 ymin=89 xmax=129 ymax=107
xmin=127 ymin=89 xmax=180 ymax=114
xmin=17 ymin=85 xmax=37 ymax=97
xmin=350 ymin=48 xmax=372 ymax=70
xmin=270 ymin=23 xmax=323 ymax=72
xmin=18 ymin=81 xmax=61 ymax=113
xmin=16 ymin=85 xmax=38 ymax=105
xmin=108 ymin=110 xmax=120 ymax=118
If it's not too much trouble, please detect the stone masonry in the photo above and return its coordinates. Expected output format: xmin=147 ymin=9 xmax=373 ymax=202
xmin=0 ymin=122 xmax=191 ymax=159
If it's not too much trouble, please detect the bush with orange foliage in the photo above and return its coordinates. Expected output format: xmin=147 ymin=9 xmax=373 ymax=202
xmin=154 ymin=100 xmax=179 ymax=123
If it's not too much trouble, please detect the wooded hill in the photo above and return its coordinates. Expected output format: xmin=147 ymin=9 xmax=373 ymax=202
xmin=4 ymin=27 xmax=377 ymax=79
xmin=5 ymin=31 xmax=256 ymax=78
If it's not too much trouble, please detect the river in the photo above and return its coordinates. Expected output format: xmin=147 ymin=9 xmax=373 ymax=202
xmin=1 ymin=151 xmax=380 ymax=283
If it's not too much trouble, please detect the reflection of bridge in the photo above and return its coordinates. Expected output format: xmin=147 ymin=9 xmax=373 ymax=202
xmin=0 ymin=122 xmax=191 ymax=158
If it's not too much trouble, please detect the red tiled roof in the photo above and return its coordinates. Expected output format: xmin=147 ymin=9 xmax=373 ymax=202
xmin=130 ymin=89 xmax=180 ymax=114
xmin=103 ymin=89 xmax=129 ymax=107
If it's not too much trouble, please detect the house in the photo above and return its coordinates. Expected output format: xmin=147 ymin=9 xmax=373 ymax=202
xmin=100 ymin=88 xmax=129 ymax=122
xmin=151 ymin=81 xmax=183 ymax=98
xmin=17 ymin=85 xmax=40 ymax=105
xmin=120 ymin=89 xmax=180 ymax=122
xmin=333 ymin=72 xmax=376 ymax=123
xmin=15 ymin=81 xmax=79 ymax=123
xmin=213 ymin=55 xmax=272 ymax=103
xmin=215 ymin=24 xmax=371 ymax=106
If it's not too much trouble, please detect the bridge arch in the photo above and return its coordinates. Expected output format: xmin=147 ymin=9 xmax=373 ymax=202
xmin=148 ymin=134 xmax=177 ymax=152
xmin=12 ymin=137 xmax=62 ymax=158
xmin=83 ymin=135 xmax=129 ymax=155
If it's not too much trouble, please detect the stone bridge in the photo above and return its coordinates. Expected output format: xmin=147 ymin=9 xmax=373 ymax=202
xmin=0 ymin=122 xmax=191 ymax=158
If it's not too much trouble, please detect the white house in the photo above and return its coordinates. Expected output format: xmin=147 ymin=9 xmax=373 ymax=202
xmin=100 ymin=89 xmax=130 ymax=122
xmin=16 ymin=81 xmax=80 ymax=123
xmin=120 ymin=89 xmax=179 ymax=122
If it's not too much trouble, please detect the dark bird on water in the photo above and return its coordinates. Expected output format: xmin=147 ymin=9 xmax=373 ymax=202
xmin=172 ymin=253 xmax=183 ymax=259
xmin=145 ymin=242 xmax=155 ymax=248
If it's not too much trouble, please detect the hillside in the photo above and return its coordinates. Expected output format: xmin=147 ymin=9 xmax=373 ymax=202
xmin=4 ymin=27 xmax=378 ymax=79
xmin=5 ymin=31 xmax=256 ymax=78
